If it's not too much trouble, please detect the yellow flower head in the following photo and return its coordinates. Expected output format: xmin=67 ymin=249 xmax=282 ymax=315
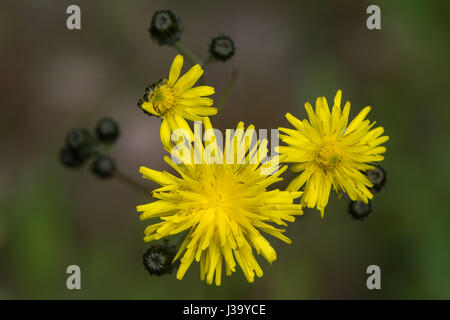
xmin=138 ymin=55 xmax=217 ymax=147
xmin=137 ymin=118 xmax=302 ymax=285
xmin=277 ymin=90 xmax=389 ymax=217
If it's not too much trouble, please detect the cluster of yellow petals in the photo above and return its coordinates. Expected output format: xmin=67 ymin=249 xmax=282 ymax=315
xmin=138 ymin=118 xmax=302 ymax=285
xmin=137 ymin=55 xmax=388 ymax=285
xmin=140 ymin=55 xmax=217 ymax=148
xmin=277 ymin=90 xmax=389 ymax=216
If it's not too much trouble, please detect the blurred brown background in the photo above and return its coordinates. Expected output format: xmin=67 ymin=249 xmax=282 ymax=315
xmin=1 ymin=0 xmax=450 ymax=299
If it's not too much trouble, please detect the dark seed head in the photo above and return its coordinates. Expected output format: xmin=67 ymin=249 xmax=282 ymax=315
xmin=348 ymin=200 xmax=373 ymax=220
xmin=143 ymin=242 xmax=179 ymax=276
xmin=209 ymin=35 xmax=235 ymax=61
xmin=91 ymin=155 xmax=116 ymax=179
xmin=149 ymin=10 xmax=182 ymax=46
xmin=365 ymin=166 xmax=387 ymax=193
xmin=59 ymin=147 xmax=84 ymax=168
xmin=66 ymin=128 xmax=92 ymax=150
xmin=96 ymin=117 xmax=120 ymax=144
xmin=61 ymin=128 xmax=96 ymax=168
xmin=77 ymin=145 xmax=96 ymax=161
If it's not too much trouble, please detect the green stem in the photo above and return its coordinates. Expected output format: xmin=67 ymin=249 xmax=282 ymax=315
xmin=199 ymin=56 xmax=215 ymax=85
xmin=174 ymin=42 xmax=202 ymax=66
xmin=114 ymin=169 xmax=151 ymax=197
xmin=217 ymin=70 xmax=239 ymax=110
xmin=201 ymin=55 xmax=214 ymax=68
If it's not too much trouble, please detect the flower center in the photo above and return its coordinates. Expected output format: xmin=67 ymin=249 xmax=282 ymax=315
xmin=212 ymin=177 xmax=234 ymax=207
xmin=316 ymin=144 xmax=342 ymax=170
xmin=150 ymin=84 xmax=178 ymax=115
xmin=197 ymin=169 xmax=243 ymax=210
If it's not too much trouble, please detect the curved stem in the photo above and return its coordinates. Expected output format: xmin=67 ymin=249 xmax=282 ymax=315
xmin=174 ymin=42 xmax=202 ymax=66
xmin=114 ymin=169 xmax=151 ymax=197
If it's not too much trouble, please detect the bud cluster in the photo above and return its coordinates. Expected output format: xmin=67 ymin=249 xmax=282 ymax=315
xmin=59 ymin=117 xmax=120 ymax=179
xmin=148 ymin=10 xmax=235 ymax=63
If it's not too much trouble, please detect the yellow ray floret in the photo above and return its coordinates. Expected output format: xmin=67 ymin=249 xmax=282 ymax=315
xmin=137 ymin=119 xmax=303 ymax=285
xmin=139 ymin=55 xmax=217 ymax=148
xmin=277 ymin=90 xmax=389 ymax=217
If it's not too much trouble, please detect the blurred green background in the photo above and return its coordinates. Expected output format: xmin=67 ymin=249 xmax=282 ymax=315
xmin=1 ymin=0 xmax=450 ymax=299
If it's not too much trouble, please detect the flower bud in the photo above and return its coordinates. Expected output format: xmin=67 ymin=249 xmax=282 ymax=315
xmin=96 ymin=117 xmax=120 ymax=144
xmin=61 ymin=129 xmax=95 ymax=167
xmin=59 ymin=147 xmax=84 ymax=168
xmin=209 ymin=35 xmax=235 ymax=61
xmin=348 ymin=200 xmax=373 ymax=220
xmin=365 ymin=166 xmax=387 ymax=193
xmin=66 ymin=129 xmax=92 ymax=151
xmin=91 ymin=155 xmax=115 ymax=179
xmin=143 ymin=242 xmax=179 ymax=276
xmin=149 ymin=10 xmax=182 ymax=46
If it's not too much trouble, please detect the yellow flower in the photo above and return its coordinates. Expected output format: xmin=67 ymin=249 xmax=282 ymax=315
xmin=277 ymin=90 xmax=389 ymax=217
xmin=137 ymin=118 xmax=302 ymax=285
xmin=139 ymin=55 xmax=217 ymax=147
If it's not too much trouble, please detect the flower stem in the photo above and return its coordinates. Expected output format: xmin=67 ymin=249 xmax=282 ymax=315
xmin=201 ymin=55 xmax=214 ymax=68
xmin=198 ymin=56 xmax=215 ymax=85
xmin=114 ymin=169 xmax=150 ymax=197
xmin=217 ymin=70 xmax=239 ymax=110
xmin=174 ymin=42 xmax=202 ymax=66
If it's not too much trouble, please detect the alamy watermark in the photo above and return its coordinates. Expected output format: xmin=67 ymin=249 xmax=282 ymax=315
xmin=366 ymin=5 xmax=381 ymax=30
xmin=66 ymin=265 xmax=81 ymax=290
xmin=66 ymin=5 xmax=81 ymax=30
xmin=366 ymin=265 xmax=381 ymax=290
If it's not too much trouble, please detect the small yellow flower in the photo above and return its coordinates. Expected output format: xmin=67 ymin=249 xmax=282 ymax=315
xmin=139 ymin=55 xmax=217 ymax=147
xmin=277 ymin=90 xmax=389 ymax=217
xmin=137 ymin=118 xmax=302 ymax=285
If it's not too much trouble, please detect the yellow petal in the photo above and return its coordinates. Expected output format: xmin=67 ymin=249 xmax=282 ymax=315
xmin=160 ymin=118 xmax=171 ymax=148
xmin=137 ymin=200 xmax=178 ymax=219
xmin=168 ymin=55 xmax=184 ymax=86
xmin=186 ymin=106 xmax=218 ymax=116
xmin=346 ymin=106 xmax=371 ymax=134
xmin=171 ymin=114 xmax=194 ymax=142
xmin=180 ymin=97 xmax=214 ymax=107
xmin=285 ymin=113 xmax=304 ymax=131
xmin=334 ymin=90 xmax=342 ymax=108
xmin=141 ymin=101 xmax=157 ymax=116
xmin=139 ymin=166 xmax=176 ymax=186
xmin=174 ymin=65 xmax=204 ymax=91
xmin=286 ymin=169 xmax=313 ymax=191
xmin=182 ymin=86 xmax=215 ymax=98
